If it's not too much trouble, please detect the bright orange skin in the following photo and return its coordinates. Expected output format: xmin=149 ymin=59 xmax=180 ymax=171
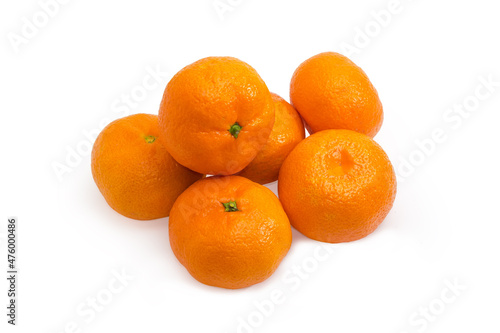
xmin=169 ymin=176 xmax=292 ymax=289
xmin=238 ymin=93 xmax=305 ymax=184
xmin=91 ymin=114 xmax=204 ymax=220
xmin=290 ymin=52 xmax=383 ymax=137
xmin=278 ymin=130 xmax=396 ymax=243
xmin=159 ymin=57 xmax=275 ymax=175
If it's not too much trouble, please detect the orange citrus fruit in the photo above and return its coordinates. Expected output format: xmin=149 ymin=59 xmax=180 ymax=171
xmin=278 ymin=129 xmax=396 ymax=243
xmin=238 ymin=93 xmax=305 ymax=184
xmin=290 ymin=52 xmax=383 ymax=137
xmin=91 ymin=113 xmax=204 ymax=220
xmin=159 ymin=57 xmax=275 ymax=176
xmin=169 ymin=175 xmax=292 ymax=289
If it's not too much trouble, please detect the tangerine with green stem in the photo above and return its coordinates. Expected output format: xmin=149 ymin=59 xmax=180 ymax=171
xmin=169 ymin=175 xmax=292 ymax=289
xmin=91 ymin=113 xmax=204 ymax=220
xmin=159 ymin=57 xmax=275 ymax=175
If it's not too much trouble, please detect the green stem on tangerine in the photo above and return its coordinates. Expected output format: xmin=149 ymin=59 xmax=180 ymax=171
xmin=222 ymin=201 xmax=238 ymax=212
xmin=144 ymin=135 xmax=156 ymax=143
xmin=228 ymin=122 xmax=242 ymax=138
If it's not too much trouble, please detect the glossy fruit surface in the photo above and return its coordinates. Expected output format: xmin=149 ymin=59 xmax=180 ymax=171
xmin=159 ymin=57 xmax=274 ymax=175
xmin=290 ymin=52 xmax=383 ymax=137
xmin=169 ymin=175 xmax=292 ymax=289
xmin=278 ymin=129 xmax=396 ymax=243
xmin=91 ymin=113 xmax=204 ymax=220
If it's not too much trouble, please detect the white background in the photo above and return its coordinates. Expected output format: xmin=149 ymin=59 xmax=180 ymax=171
xmin=1 ymin=0 xmax=500 ymax=332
